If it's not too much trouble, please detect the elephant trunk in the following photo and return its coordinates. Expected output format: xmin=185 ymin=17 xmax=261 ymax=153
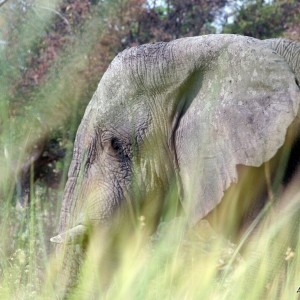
xmin=268 ymin=38 xmax=300 ymax=84
xmin=50 ymin=227 xmax=86 ymax=297
xmin=50 ymin=176 xmax=85 ymax=296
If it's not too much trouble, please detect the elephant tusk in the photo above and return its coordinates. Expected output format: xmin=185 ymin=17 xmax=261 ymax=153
xmin=50 ymin=224 xmax=87 ymax=244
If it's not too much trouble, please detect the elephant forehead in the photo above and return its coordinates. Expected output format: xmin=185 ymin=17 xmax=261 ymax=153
xmin=90 ymin=35 xmax=262 ymax=116
xmin=110 ymin=35 xmax=260 ymax=93
xmin=82 ymin=88 xmax=151 ymax=141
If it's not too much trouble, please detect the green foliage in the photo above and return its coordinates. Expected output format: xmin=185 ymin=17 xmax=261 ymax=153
xmin=0 ymin=184 xmax=58 ymax=298
xmin=128 ymin=0 xmax=227 ymax=44
xmin=223 ymin=0 xmax=300 ymax=39
xmin=0 ymin=0 xmax=135 ymax=205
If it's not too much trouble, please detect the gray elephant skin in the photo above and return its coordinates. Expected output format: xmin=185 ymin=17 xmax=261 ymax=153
xmin=51 ymin=34 xmax=300 ymax=292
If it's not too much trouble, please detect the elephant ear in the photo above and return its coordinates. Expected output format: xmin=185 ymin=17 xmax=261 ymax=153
xmin=174 ymin=40 xmax=300 ymax=225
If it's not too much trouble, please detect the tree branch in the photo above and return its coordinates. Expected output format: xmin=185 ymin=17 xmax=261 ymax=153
xmin=34 ymin=5 xmax=72 ymax=34
xmin=0 ymin=0 xmax=9 ymax=8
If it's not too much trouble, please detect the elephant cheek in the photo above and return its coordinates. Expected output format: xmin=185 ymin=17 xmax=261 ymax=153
xmin=74 ymin=183 xmax=118 ymax=227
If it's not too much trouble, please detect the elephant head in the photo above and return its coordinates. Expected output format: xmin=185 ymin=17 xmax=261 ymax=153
xmin=51 ymin=34 xmax=300 ymax=290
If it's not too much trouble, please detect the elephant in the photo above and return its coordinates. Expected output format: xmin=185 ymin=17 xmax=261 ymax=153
xmin=50 ymin=34 xmax=300 ymax=294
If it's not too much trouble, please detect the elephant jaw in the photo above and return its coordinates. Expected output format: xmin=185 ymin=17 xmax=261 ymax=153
xmin=50 ymin=224 xmax=87 ymax=245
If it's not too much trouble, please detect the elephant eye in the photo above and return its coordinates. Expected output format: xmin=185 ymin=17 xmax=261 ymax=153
xmin=111 ymin=137 xmax=122 ymax=154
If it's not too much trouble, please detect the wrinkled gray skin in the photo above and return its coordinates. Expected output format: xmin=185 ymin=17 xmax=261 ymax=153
xmin=51 ymin=34 xmax=300 ymax=293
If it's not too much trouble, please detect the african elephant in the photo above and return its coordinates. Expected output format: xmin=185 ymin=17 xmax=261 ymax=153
xmin=51 ymin=34 xmax=300 ymax=293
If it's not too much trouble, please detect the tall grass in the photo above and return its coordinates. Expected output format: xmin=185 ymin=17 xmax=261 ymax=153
xmin=41 ymin=179 xmax=300 ymax=300
xmin=0 ymin=1 xmax=300 ymax=299
xmin=46 ymin=172 xmax=300 ymax=300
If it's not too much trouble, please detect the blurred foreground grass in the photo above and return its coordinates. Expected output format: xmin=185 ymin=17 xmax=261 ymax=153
xmin=51 ymin=184 xmax=300 ymax=300
xmin=0 ymin=173 xmax=299 ymax=299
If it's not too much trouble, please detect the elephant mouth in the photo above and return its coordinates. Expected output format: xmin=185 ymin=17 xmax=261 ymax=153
xmin=50 ymin=224 xmax=87 ymax=245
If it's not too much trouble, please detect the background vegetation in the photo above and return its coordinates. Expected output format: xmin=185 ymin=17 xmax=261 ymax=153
xmin=0 ymin=0 xmax=299 ymax=299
